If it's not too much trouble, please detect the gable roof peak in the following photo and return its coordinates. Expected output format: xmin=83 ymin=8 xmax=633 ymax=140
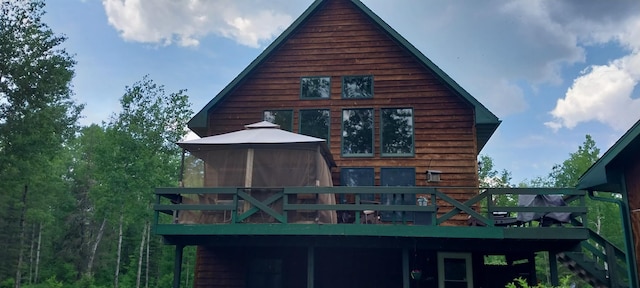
xmin=188 ymin=0 xmax=500 ymax=153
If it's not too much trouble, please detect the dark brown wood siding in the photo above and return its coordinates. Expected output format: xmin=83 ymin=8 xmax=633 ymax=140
xmin=625 ymin=152 xmax=640 ymax=278
xmin=194 ymin=246 xmax=245 ymax=288
xmin=206 ymin=0 xmax=478 ymax=220
xmin=193 ymin=247 xmax=307 ymax=288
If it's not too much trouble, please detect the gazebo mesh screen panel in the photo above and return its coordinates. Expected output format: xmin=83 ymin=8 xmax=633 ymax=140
xmin=178 ymin=144 xmax=336 ymax=224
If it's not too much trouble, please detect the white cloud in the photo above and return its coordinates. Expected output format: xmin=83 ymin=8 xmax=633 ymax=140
xmin=361 ymin=0 xmax=588 ymax=118
xmin=546 ymin=16 xmax=640 ymax=132
xmin=102 ymin=0 xmax=297 ymax=48
xmin=546 ymin=52 xmax=640 ymax=131
xmin=475 ymin=78 xmax=527 ymax=118
xmin=100 ymin=0 xmax=640 ymax=126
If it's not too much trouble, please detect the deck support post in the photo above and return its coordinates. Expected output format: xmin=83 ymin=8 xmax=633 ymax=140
xmin=549 ymin=251 xmax=559 ymax=286
xmin=307 ymin=246 xmax=314 ymax=288
xmin=173 ymin=244 xmax=184 ymax=288
xmin=528 ymin=253 xmax=537 ymax=286
xmin=402 ymin=247 xmax=409 ymax=288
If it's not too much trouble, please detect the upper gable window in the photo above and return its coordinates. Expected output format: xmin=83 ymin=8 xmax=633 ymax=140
xmin=300 ymin=76 xmax=331 ymax=99
xmin=263 ymin=110 xmax=293 ymax=132
xmin=342 ymin=108 xmax=374 ymax=157
xmin=342 ymin=75 xmax=373 ymax=99
xmin=381 ymin=108 xmax=414 ymax=156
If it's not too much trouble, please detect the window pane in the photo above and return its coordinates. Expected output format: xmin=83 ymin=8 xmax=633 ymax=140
xmin=264 ymin=110 xmax=293 ymax=132
xmin=300 ymin=109 xmax=330 ymax=142
xmin=381 ymin=108 xmax=414 ymax=155
xmin=340 ymin=168 xmax=374 ymax=202
xmin=443 ymin=258 xmax=467 ymax=281
xmin=380 ymin=167 xmax=415 ymax=221
xmin=342 ymin=109 xmax=373 ymax=156
xmin=342 ymin=75 xmax=373 ymax=98
xmin=247 ymin=258 xmax=283 ymax=288
xmin=301 ymin=77 xmax=330 ymax=99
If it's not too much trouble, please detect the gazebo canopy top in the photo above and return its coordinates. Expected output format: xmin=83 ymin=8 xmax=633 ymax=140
xmin=177 ymin=121 xmax=335 ymax=166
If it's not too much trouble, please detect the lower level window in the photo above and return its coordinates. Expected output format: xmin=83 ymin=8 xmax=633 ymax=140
xmin=247 ymin=258 xmax=283 ymax=288
xmin=437 ymin=252 xmax=473 ymax=288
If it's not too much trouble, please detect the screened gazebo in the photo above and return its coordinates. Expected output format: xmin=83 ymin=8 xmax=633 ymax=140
xmin=176 ymin=121 xmax=337 ymax=224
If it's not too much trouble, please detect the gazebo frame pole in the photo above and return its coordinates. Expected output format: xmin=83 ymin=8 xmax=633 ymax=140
xmin=179 ymin=148 xmax=185 ymax=187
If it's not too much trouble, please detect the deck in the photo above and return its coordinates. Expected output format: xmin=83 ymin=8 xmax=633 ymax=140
xmin=153 ymin=187 xmax=589 ymax=250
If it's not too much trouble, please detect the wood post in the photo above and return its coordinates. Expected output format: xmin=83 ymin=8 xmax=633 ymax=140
xmin=307 ymin=247 xmax=314 ymax=288
xmin=402 ymin=247 xmax=409 ymax=288
xmin=173 ymin=245 xmax=184 ymax=288
xmin=549 ymin=251 xmax=559 ymax=286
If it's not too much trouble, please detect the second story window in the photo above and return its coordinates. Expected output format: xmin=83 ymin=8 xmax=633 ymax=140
xmin=342 ymin=108 xmax=374 ymax=157
xmin=263 ymin=110 xmax=293 ymax=131
xmin=300 ymin=76 xmax=331 ymax=99
xmin=342 ymin=75 xmax=373 ymax=99
xmin=381 ymin=108 xmax=414 ymax=156
xmin=300 ymin=109 xmax=330 ymax=144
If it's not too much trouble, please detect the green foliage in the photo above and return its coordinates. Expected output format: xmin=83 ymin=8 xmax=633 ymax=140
xmin=478 ymin=155 xmax=512 ymax=188
xmin=550 ymin=135 xmax=600 ymax=188
xmin=0 ymin=0 xmax=83 ymax=283
xmin=506 ymin=276 xmax=574 ymax=288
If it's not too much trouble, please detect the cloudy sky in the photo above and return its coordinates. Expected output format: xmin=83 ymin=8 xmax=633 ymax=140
xmin=44 ymin=0 xmax=640 ymax=184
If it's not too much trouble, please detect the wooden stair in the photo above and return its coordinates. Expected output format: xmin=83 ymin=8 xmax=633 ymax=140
xmin=556 ymin=227 xmax=630 ymax=288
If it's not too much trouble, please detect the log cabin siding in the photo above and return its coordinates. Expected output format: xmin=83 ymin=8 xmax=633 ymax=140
xmin=625 ymin=151 xmax=640 ymax=278
xmin=206 ymin=0 xmax=478 ymax=220
xmin=194 ymin=247 xmax=245 ymax=288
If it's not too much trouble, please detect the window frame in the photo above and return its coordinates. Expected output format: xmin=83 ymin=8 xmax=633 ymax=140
xmin=341 ymin=108 xmax=375 ymax=157
xmin=299 ymin=108 xmax=331 ymax=146
xmin=300 ymin=76 xmax=331 ymax=100
xmin=437 ymin=252 xmax=473 ymax=288
xmin=341 ymin=75 xmax=374 ymax=99
xmin=380 ymin=107 xmax=415 ymax=157
xmin=263 ymin=109 xmax=294 ymax=132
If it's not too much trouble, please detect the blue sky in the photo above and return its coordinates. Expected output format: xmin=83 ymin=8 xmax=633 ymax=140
xmin=43 ymin=0 xmax=640 ymax=184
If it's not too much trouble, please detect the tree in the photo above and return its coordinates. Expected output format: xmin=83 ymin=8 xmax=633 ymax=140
xmin=92 ymin=76 xmax=192 ymax=288
xmin=0 ymin=1 xmax=82 ymax=286
xmin=549 ymin=135 xmax=600 ymax=188
xmin=478 ymin=155 xmax=512 ymax=188
xmin=521 ymin=135 xmax=623 ymax=285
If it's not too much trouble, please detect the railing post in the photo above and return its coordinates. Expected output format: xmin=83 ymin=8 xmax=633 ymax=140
xmin=579 ymin=191 xmax=587 ymax=227
xmin=485 ymin=188 xmax=493 ymax=220
xmin=605 ymin=242 xmax=619 ymax=288
xmin=354 ymin=194 xmax=361 ymax=224
xmin=282 ymin=188 xmax=288 ymax=224
xmin=153 ymin=194 xmax=160 ymax=233
xmin=430 ymin=189 xmax=437 ymax=225
xmin=233 ymin=189 xmax=239 ymax=224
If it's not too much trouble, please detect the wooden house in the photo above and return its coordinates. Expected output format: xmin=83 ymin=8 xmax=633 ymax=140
xmin=153 ymin=0 xmax=634 ymax=287
xmin=577 ymin=119 xmax=640 ymax=288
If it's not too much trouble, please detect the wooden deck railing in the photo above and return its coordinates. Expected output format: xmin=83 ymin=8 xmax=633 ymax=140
xmin=153 ymin=187 xmax=587 ymax=229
